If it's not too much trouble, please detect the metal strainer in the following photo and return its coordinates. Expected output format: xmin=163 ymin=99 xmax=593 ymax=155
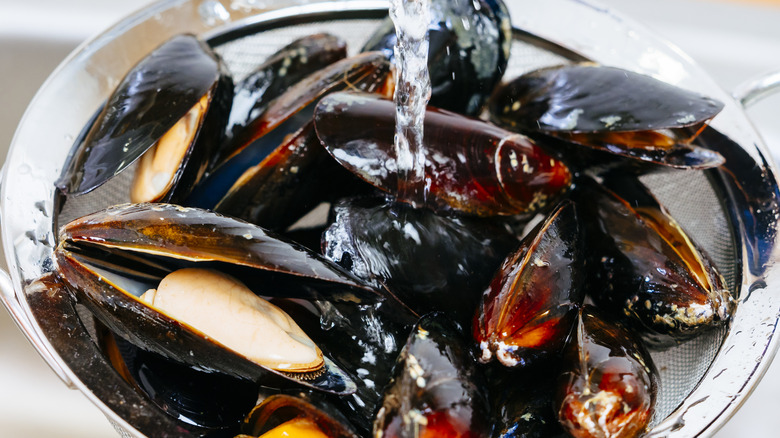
xmin=2 ymin=0 xmax=779 ymax=436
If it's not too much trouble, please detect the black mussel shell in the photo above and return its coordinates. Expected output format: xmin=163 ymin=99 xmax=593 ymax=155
xmin=323 ymin=197 xmax=519 ymax=326
xmin=490 ymin=63 xmax=724 ymax=134
xmin=220 ymin=33 xmax=347 ymax=164
xmin=237 ymin=394 xmax=360 ymax=438
xmin=557 ymin=306 xmax=657 ymax=438
xmin=575 ymin=177 xmax=733 ymax=346
xmin=56 ymin=249 xmax=357 ymax=395
xmin=214 ymin=122 xmax=375 ymax=231
xmin=487 ymin=366 xmax=567 ymax=438
xmin=313 ymin=92 xmax=571 ymax=217
xmin=489 ymin=64 xmax=726 ymax=171
xmin=373 ymin=313 xmax=490 ymax=438
xmin=474 ymin=200 xmax=586 ymax=368
xmin=187 ymin=52 xmax=394 ymax=209
xmin=101 ymin=331 xmax=258 ymax=435
xmin=363 ymin=0 xmax=511 ymax=115
xmin=273 ymin=296 xmax=418 ymax=436
xmin=57 ymin=34 xmax=233 ymax=201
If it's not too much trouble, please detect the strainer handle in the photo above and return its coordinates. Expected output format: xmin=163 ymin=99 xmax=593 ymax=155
xmin=733 ymin=69 xmax=780 ymax=108
xmin=0 ymin=170 xmax=76 ymax=389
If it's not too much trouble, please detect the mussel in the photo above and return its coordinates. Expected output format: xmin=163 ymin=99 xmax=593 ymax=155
xmin=474 ymin=200 xmax=586 ymax=367
xmin=313 ymin=92 xmax=572 ymax=217
xmin=222 ymin=33 xmax=348 ymax=161
xmin=323 ymin=197 xmax=520 ymax=325
xmin=557 ymin=306 xmax=657 ymax=438
xmin=188 ymin=52 xmax=394 ymax=209
xmin=272 ymin=294 xmax=419 ymax=435
xmin=54 ymin=203 xmax=380 ymax=395
xmin=487 ymin=366 xmax=567 ymax=438
xmin=363 ymin=0 xmax=511 ymax=115
xmin=57 ymin=34 xmax=233 ymax=203
xmin=214 ymin=122 xmax=374 ymax=231
xmin=237 ymin=394 xmax=360 ymax=438
xmin=374 ymin=312 xmax=490 ymax=438
xmin=575 ymin=177 xmax=733 ymax=346
xmin=488 ymin=63 xmax=726 ymax=171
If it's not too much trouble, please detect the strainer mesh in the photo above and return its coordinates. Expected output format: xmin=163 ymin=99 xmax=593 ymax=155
xmin=56 ymin=17 xmax=736 ymax=432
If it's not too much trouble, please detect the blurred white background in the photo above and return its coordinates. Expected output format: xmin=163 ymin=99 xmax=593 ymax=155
xmin=1 ymin=0 xmax=780 ymax=436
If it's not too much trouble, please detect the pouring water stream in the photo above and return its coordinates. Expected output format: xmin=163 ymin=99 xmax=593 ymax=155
xmin=389 ymin=0 xmax=431 ymax=207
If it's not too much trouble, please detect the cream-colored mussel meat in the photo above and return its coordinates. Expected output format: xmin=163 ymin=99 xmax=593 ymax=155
xmin=140 ymin=267 xmax=324 ymax=374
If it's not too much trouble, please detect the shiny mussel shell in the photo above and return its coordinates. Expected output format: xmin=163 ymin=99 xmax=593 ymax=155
xmin=474 ymin=199 xmax=585 ymax=368
xmin=575 ymin=177 xmax=733 ymax=346
xmin=489 ymin=64 xmax=725 ymax=170
xmin=236 ymin=394 xmax=360 ymax=438
xmin=188 ymin=52 xmax=394 ymax=209
xmin=374 ymin=313 xmax=490 ymax=438
xmin=362 ymin=0 xmax=511 ymax=115
xmin=100 ymin=332 xmax=259 ymax=433
xmin=487 ymin=366 xmax=567 ymax=438
xmin=323 ymin=197 xmax=520 ymax=325
xmin=222 ymin=33 xmax=347 ymax=161
xmin=57 ymin=34 xmax=233 ymax=202
xmin=557 ymin=306 xmax=657 ymax=438
xmin=54 ymin=203 xmax=373 ymax=394
xmin=314 ymin=92 xmax=571 ymax=217
xmin=214 ymin=122 xmax=373 ymax=231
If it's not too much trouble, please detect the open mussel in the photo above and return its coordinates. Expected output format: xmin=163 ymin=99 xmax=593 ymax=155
xmin=488 ymin=63 xmax=726 ymax=171
xmin=237 ymin=394 xmax=360 ymax=438
xmin=575 ymin=177 xmax=733 ymax=346
xmin=188 ymin=52 xmax=394 ymax=209
xmin=54 ymin=203 xmax=383 ymax=395
xmin=222 ymin=33 xmax=347 ymax=161
xmin=57 ymin=34 xmax=233 ymax=203
xmin=374 ymin=312 xmax=490 ymax=438
xmin=363 ymin=0 xmax=511 ymax=116
xmin=557 ymin=306 xmax=657 ymax=438
xmin=313 ymin=92 xmax=572 ymax=217
xmin=474 ymin=200 xmax=585 ymax=368
xmin=323 ymin=197 xmax=520 ymax=325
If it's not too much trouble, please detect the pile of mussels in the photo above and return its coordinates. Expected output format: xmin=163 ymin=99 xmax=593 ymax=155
xmin=51 ymin=1 xmax=734 ymax=437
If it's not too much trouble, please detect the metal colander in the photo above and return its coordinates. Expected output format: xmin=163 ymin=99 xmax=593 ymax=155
xmin=2 ymin=0 xmax=779 ymax=437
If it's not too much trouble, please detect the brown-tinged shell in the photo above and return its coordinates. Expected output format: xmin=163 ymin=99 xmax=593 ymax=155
xmin=373 ymin=313 xmax=490 ymax=438
xmin=575 ymin=177 xmax=733 ymax=346
xmin=557 ymin=306 xmax=657 ymax=438
xmin=313 ymin=92 xmax=572 ymax=217
xmin=474 ymin=200 xmax=585 ymax=367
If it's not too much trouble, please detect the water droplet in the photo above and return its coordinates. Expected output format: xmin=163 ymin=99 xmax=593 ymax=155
xmin=18 ymin=163 xmax=31 ymax=175
xmin=198 ymin=0 xmax=231 ymax=26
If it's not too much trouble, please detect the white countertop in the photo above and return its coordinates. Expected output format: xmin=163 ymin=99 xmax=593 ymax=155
xmin=1 ymin=0 xmax=780 ymax=436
